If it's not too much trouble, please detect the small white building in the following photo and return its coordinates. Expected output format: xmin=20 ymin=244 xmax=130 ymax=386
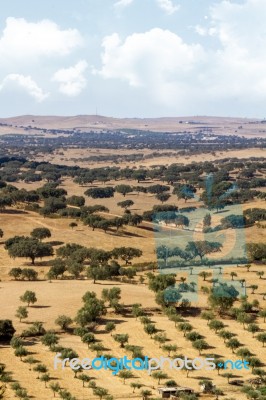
xmin=158 ymin=386 xmax=194 ymax=398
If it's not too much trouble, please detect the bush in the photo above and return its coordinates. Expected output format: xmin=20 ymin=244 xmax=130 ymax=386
xmin=21 ymin=322 xmax=46 ymax=337
xmin=0 ymin=320 xmax=15 ymax=342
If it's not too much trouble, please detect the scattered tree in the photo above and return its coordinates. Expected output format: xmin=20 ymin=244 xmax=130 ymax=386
xmin=113 ymin=334 xmax=129 ymax=348
xmin=118 ymin=370 xmax=134 ymax=384
xmin=55 ymin=315 xmax=72 ymax=331
xmin=15 ymin=306 xmax=28 ymax=322
xmin=31 ymin=228 xmax=51 ymax=241
xmin=20 ymin=291 xmax=37 ymax=307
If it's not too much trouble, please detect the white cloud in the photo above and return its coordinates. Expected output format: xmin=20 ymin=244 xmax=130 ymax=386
xmin=0 ymin=0 xmax=264 ymax=117
xmin=0 ymin=74 xmax=49 ymax=102
xmin=194 ymin=25 xmax=216 ymax=37
xmin=205 ymin=0 xmax=266 ymax=100
xmin=156 ymin=0 xmax=180 ymax=15
xmin=194 ymin=25 xmax=207 ymax=36
xmin=210 ymin=0 xmax=266 ymax=54
xmin=114 ymin=0 xmax=133 ymax=9
xmin=0 ymin=17 xmax=83 ymax=61
xmin=99 ymin=29 xmax=203 ymax=86
xmin=98 ymin=28 xmax=204 ymax=107
xmin=114 ymin=0 xmax=179 ymax=13
xmin=98 ymin=0 xmax=266 ymax=115
xmin=52 ymin=60 xmax=88 ymax=96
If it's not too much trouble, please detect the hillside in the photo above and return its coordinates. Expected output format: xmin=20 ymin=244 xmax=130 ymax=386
xmin=0 ymin=114 xmax=266 ymax=137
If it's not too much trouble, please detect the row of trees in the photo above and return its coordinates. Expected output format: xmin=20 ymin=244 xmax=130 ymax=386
xmin=157 ymin=240 xmax=223 ymax=265
xmin=2 ymin=263 xmax=265 ymax=399
xmin=144 ymin=265 xmax=266 ymax=400
xmin=2 ymin=155 xmax=265 ymax=186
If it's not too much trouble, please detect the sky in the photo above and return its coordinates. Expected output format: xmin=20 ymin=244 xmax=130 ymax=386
xmin=0 ymin=0 xmax=265 ymax=118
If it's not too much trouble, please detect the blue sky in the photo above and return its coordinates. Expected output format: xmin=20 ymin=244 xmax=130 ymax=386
xmin=0 ymin=0 xmax=265 ymax=118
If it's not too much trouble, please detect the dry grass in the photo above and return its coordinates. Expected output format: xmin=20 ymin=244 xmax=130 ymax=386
xmin=0 ymin=144 xmax=265 ymax=399
xmin=31 ymin=147 xmax=266 ymax=169
xmin=0 ymin=271 xmax=265 ymax=399
xmin=0 ymin=195 xmax=265 ymax=399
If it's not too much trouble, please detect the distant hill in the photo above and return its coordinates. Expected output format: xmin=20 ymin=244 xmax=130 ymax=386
xmin=0 ymin=114 xmax=265 ymax=137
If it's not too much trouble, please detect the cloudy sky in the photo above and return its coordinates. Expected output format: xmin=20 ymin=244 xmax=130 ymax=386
xmin=0 ymin=0 xmax=265 ymax=118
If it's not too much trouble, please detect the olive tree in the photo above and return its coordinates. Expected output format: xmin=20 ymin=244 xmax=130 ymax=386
xmin=20 ymin=291 xmax=37 ymax=307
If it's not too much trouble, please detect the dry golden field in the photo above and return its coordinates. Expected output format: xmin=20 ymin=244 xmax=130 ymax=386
xmin=0 ymin=276 xmax=265 ymax=400
xmin=0 ymin=179 xmax=265 ymax=399
xmin=0 ymin=130 xmax=265 ymax=400
xmin=33 ymin=148 xmax=266 ymax=169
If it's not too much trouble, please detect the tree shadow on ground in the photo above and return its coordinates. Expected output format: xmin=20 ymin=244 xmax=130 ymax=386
xmin=30 ymin=305 xmax=51 ymax=309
